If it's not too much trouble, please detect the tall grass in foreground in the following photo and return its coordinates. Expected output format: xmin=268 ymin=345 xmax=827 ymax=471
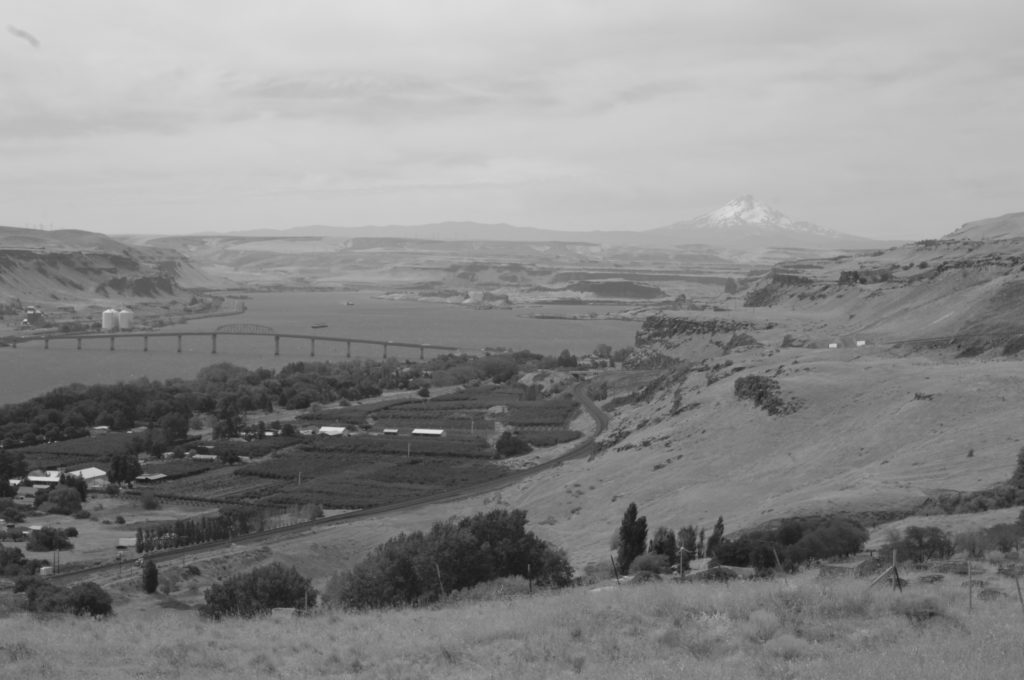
xmin=2 ymin=578 xmax=1023 ymax=680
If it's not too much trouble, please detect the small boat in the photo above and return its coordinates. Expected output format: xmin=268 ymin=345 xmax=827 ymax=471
xmin=311 ymin=323 xmax=328 ymax=329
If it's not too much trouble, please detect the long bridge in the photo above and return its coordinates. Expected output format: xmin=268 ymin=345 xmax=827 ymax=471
xmin=5 ymin=324 xmax=471 ymax=359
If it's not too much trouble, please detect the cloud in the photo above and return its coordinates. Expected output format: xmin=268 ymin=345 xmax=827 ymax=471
xmin=7 ymin=24 xmax=40 ymax=48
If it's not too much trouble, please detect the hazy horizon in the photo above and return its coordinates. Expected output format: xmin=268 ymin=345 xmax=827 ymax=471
xmin=3 ymin=1 xmax=1023 ymax=240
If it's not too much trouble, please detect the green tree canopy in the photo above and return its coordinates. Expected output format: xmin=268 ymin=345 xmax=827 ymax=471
xmin=200 ymin=562 xmax=316 ymax=619
xmin=617 ymin=502 xmax=648 ymax=574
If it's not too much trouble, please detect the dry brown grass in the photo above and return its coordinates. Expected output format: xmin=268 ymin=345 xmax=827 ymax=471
xmin=2 ymin=577 xmax=1023 ymax=679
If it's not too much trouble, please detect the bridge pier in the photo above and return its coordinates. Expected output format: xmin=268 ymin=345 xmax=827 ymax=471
xmin=43 ymin=338 xmax=49 ymax=349
xmin=310 ymin=338 xmax=316 ymax=357
xmin=274 ymin=336 xmax=280 ymax=356
xmin=211 ymin=334 xmax=217 ymax=354
xmin=346 ymin=341 xmax=351 ymax=358
xmin=419 ymin=346 xmax=425 ymax=360
xmin=77 ymin=338 xmax=82 ymax=350
xmin=109 ymin=336 xmax=115 ymax=351
xmin=143 ymin=336 xmax=149 ymax=352
xmin=383 ymin=342 xmax=388 ymax=359
xmin=177 ymin=335 xmax=182 ymax=353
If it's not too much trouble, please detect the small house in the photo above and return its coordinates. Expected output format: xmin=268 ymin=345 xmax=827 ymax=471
xmin=317 ymin=426 xmax=348 ymax=436
xmin=382 ymin=428 xmax=399 ymax=436
xmin=135 ymin=472 xmax=168 ymax=483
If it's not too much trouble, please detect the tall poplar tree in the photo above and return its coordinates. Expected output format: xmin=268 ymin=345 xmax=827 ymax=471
xmin=616 ymin=502 xmax=648 ymax=574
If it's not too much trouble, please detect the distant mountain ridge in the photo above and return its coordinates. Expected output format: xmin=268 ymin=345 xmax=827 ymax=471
xmin=226 ymin=196 xmax=895 ymax=251
xmin=646 ymin=195 xmax=887 ymax=249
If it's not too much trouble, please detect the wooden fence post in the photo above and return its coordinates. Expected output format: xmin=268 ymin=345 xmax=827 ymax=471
xmin=434 ymin=562 xmax=446 ymax=598
xmin=968 ymin=560 xmax=973 ymax=613
xmin=1014 ymin=572 xmax=1024 ymax=617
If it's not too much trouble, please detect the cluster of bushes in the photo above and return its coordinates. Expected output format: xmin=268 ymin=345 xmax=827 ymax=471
xmin=0 ymin=498 xmax=26 ymax=523
xmin=613 ymin=503 xmax=869 ymax=576
xmin=33 ymin=482 xmax=85 ymax=515
xmin=734 ymin=375 xmax=799 ymax=415
xmin=327 ymin=509 xmax=573 ymax=609
xmin=880 ymin=526 xmax=955 ymax=563
xmin=200 ymin=562 xmax=316 ymax=619
xmin=494 ymin=431 xmax=532 ymax=458
xmin=15 ymin=577 xmax=112 ymax=617
xmin=26 ymin=527 xmax=75 ymax=552
xmin=955 ymin=514 xmax=1023 ymax=555
xmin=0 ymin=450 xmax=27 ymax=497
xmin=715 ymin=517 xmax=869 ymax=572
xmin=0 ymin=545 xmax=50 ymax=577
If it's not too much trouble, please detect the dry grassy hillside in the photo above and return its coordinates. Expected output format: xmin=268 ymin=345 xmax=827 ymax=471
xmin=242 ymin=238 xmax=1024 ymax=579
xmin=744 ymin=237 xmax=1024 ymax=347
xmin=0 ymin=226 xmax=230 ymax=303
xmin=3 ymin=577 xmax=1023 ymax=680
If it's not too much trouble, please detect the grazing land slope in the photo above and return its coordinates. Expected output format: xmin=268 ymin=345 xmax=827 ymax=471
xmin=2 ymin=578 xmax=1023 ymax=680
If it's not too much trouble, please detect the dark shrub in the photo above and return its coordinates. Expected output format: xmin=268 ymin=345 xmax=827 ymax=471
xmin=26 ymin=527 xmax=73 ymax=552
xmin=67 ymin=582 xmax=113 ymax=617
xmin=142 ymin=560 xmax=159 ymax=594
xmin=200 ymin=562 xmax=316 ymax=619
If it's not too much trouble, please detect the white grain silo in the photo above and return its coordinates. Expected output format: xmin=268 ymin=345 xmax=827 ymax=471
xmin=117 ymin=308 xmax=135 ymax=331
xmin=101 ymin=308 xmax=119 ymax=331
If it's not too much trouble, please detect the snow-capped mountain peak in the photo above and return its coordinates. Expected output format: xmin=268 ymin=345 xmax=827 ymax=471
xmin=648 ymin=195 xmax=888 ymax=249
xmin=685 ymin=195 xmax=843 ymax=237
xmin=704 ymin=195 xmax=794 ymax=229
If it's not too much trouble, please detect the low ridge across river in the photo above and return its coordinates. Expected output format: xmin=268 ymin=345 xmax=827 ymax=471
xmin=6 ymin=323 xmax=474 ymax=359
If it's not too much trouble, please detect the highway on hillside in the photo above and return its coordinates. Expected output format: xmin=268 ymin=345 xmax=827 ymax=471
xmin=49 ymin=381 xmax=610 ymax=585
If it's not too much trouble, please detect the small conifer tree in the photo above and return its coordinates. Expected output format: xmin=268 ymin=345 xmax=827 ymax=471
xmin=142 ymin=560 xmax=159 ymax=594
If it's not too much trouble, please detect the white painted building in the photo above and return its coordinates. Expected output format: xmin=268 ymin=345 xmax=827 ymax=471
xmin=411 ymin=428 xmax=445 ymax=437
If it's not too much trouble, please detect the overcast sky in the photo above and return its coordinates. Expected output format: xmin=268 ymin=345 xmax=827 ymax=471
xmin=2 ymin=1 xmax=1022 ymax=240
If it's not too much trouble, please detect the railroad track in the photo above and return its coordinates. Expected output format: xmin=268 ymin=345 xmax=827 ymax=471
xmin=50 ymin=381 xmax=609 ymax=585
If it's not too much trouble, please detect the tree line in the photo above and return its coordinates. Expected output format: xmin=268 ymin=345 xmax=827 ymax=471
xmin=614 ymin=502 xmax=870 ymax=576
xmin=133 ymin=505 xmax=302 ymax=553
xmin=0 ymin=349 xmax=586 ymax=452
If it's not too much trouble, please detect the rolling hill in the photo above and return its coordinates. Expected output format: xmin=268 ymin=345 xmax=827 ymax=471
xmin=0 ymin=225 xmax=229 ymax=303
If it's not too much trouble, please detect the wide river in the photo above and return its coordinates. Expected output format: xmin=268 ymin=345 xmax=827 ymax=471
xmin=0 ymin=291 xmax=642 ymax=404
